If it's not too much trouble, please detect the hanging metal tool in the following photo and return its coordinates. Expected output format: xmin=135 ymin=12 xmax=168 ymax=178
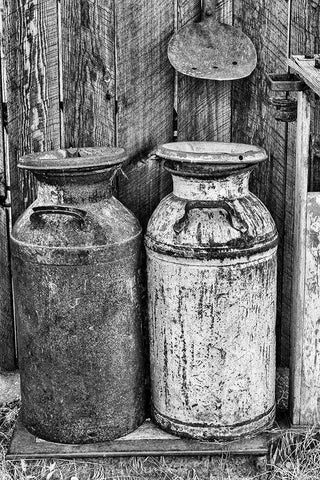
xmin=168 ymin=0 xmax=257 ymax=80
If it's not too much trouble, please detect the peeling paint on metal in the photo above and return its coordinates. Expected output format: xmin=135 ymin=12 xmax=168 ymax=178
xmin=145 ymin=146 xmax=277 ymax=440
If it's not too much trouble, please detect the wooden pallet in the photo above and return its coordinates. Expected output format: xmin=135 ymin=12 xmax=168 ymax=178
xmin=7 ymin=416 xmax=288 ymax=460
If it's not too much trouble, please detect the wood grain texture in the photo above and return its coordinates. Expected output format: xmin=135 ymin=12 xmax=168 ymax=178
xmin=291 ymin=193 xmax=320 ymax=425
xmin=0 ymin=0 xmax=15 ymax=371
xmin=290 ymin=92 xmax=311 ymax=425
xmin=232 ymin=0 xmax=289 ymax=365
xmin=61 ymin=0 xmax=116 ymax=149
xmin=177 ymin=0 xmax=232 ymax=142
xmin=0 ymin=206 xmax=15 ymax=371
xmin=287 ymin=0 xmax=320 ymax=371
xmin=115 ymin=0 xmax=174 ymax=230
xmin=290 ymin=0 xmax=320 ymax=57
xmin=288 ymin=56 xmax=320 ymax=97
xmin=7 ymin=416 xmax=272 ymax=460
xmin=3 ymin=0 xmax=60 ymax=219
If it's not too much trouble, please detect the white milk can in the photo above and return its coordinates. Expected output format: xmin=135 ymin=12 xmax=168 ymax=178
xmin=145 ymin=142 xmax=277 ymax=440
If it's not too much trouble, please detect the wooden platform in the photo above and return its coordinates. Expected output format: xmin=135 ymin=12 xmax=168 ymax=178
xmin=7 ymin=416 xmax=286 ymax=460
xmin=288 ymin=55 xmax=320 ymax=96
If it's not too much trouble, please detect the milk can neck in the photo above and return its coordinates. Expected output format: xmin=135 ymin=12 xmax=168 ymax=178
xmin=36 ymin=178 xmax=112 ymax=205
xmin=172 ymin=170 xmax=251 ymax=201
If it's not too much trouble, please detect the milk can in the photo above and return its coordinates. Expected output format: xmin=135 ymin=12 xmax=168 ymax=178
xmin=11 ymin=147 xmax=145 ymax=444
xmin=145 ymin=142 xmax=278 ymax=440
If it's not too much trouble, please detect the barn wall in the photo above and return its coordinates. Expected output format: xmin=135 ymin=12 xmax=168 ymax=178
xmin=0 ymin=0 xmax=319 ymax=370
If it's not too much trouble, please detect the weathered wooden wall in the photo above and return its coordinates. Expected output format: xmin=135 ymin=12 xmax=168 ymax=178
xmin=232 ymin=0 xmax=291 ymax=365
xmin=1 ymin=0 xmax=320 ymax=370
xmin=233 ymin=0 xmax=320 ymax=365
xmin=0 ymin=0 xmax=15 ymax=370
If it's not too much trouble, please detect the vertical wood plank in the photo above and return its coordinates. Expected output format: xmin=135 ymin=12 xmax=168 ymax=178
xmin=292 ymin=193 xmax=320 ymax=424
xmin=284 ymin=0 xmax=320 ymax=367
xmin=0 ymin=0 xmax=15 ymax=371
xmin=61 ymin=0 xmax=116 ymax=149
xmin=0 ymin=206 xmax=15 ymax=370
xmin=289 ymin=0 xmax=320 ymax=424
xmin=290 ymin=0 xmax=320 ymax=57
xmin=290 ymin=92 xmax=311 ymax=425
xmin=0 ymin=0 xmax=15 ymax=370
xmin=3 ymin=0 xmax=61 ymax=220
xmin=177 ymin=0 xmax=232 ymax=142
xmin=290 ymin=0 xmax=320 ymax=191
xmin=115 ymin=0 xmax=174 ymax=230
xmin=232 ymin=0 xmax=289 ymax=364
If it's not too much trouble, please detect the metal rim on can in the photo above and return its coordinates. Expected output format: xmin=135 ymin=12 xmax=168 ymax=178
xmin=156 ymin=142 xmax=268 ymax=166
xmin=18 ymin=147 xmax=128 ymax=172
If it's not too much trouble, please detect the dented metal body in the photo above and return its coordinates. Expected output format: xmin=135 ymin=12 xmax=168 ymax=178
xmin=145 ymin=142 xmax=278 ymax=440
xmin=11 ymin=148 xmax=145 ymax=444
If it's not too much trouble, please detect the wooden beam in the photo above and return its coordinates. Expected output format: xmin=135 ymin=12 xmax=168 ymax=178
xmin=286 ymin=0 xmax=320 ymax=368
xmin=290 ymin=91 xmax=311 ymax=425
xmin=288 ymin=56 xmax=320 ymax=98
xmin=0 ymin=207 xmax=15 ymax=371
xmin=0 ymin=0 xmax=15 ymax=371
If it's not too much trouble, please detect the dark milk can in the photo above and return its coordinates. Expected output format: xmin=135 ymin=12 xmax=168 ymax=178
xmin=11 ymin=147 xmax=145 ymax=444
xmin=145 ymin=142 xmax=278 ymax=440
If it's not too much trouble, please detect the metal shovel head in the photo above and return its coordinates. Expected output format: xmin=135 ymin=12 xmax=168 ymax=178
xmin=168 ymin=19 xmax=257 ymax=81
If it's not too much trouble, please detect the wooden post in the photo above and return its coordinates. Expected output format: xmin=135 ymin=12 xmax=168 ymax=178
xmin=0 ymin=0 xmax=15 ymax=371
xmin=290 ymin=90 xmax=312 ymax=425
xmin=0 ymin=206 xmax=15 ymax=371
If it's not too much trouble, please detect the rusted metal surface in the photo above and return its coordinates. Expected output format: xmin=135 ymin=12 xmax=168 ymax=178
xmin=269 ymin=97 xmax=298 ymax=122
xmin=267 ymin=73 xmax=306 ymax=123
xmin=267 ymin=73 xmax=305 ymax=91
xmin=10 ymin=148 xmax=145 ymax=444
xmin=167 ymin=0 xmax=257 ymax=80
xmin=145 ymin=142 xmax=278 ymax=440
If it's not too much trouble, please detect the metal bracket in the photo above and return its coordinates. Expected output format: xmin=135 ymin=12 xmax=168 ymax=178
xmin=267 ymin=73 xmax=306 ymax=122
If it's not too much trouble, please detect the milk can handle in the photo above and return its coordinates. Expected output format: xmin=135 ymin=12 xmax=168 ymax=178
xmin=173 ymin=200 xmax=249 ymax=236
xmin=30 ymin=206 xmax=87 ymax=227
xmin=202 ymin=0 xmax=217 ymax=20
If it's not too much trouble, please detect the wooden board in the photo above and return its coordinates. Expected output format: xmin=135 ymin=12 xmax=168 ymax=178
xmin=115 ymin=0 xmax=174 ymax=230
xmin=0 ymin=206 xmax=15 ymax=371
xmin=286 ymin=0 xmax=320 ymax=369
xmin=288 ymin=1 xmax=320 ymax=417
xmin=294 ymin=193 xmax=320 ymax=424
xmin=61 ymin=0 xmax=116 ymax=149
xmin=3 ymin=0 xmax=61 ymax=220
xmin=232 ymin=0 xmax=291 ymax=365
xmin=176 ymin=0 xmax=232 ymax=142
xmin=7 ymin=416 xmax=273 ymax=460
xmin=0 ymin=1 xmax=15 ymax=371
xmin=289 ymin=92 xmax=311 ymax=425
xmin=288 ymin=56 xmax=320 ymax=97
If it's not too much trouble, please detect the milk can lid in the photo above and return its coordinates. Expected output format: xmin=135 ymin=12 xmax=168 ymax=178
xmin=156 ymin=142 xmax=267 ymax=165
xmin=18 ymin=147 xmax=128 ymax=172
